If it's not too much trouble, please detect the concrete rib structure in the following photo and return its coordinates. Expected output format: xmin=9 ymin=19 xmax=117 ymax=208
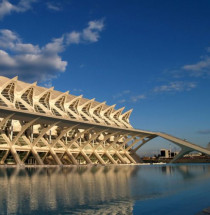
xmin=0 ymin=76 xmax=209 ymax=166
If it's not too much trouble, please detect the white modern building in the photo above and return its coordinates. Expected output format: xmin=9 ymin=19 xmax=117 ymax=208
xmin=0 ymin=76 xmax=209 ymax=165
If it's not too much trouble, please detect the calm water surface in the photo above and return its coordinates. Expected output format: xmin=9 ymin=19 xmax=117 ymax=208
xmin=0 ymin=164 xmax=210 ymax=215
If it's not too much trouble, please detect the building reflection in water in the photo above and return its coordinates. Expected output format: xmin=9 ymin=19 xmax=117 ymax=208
xmin=161 ymin=164 xmax=210 ymax=179
xmin=0 ymin=165 xmax=210 ymax=215
xmin=0 ymin=166 xmax=135 ymax=215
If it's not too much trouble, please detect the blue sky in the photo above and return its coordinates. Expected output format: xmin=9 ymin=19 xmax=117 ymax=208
xmin=0 ymin=0 xmax=210 ymax=155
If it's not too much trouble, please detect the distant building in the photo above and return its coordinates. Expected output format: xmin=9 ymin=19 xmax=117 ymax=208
xmin=160 ymin=149 xmax=178 ymax=158
xmin=170 ymin=151 xmax=178 ymax=158
xmin=160 ymin=149 xmax=171 ymax=158
xmin=184 ymin=152 xmax=202 ymax=157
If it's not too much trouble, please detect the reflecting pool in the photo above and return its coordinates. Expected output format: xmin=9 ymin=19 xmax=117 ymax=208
xmin=0 ymin=164 xmax=210 ymax=215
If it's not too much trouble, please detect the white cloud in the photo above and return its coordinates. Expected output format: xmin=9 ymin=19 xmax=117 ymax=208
xmin=66 ymin=20 xmax=105 ymax=44
xmin=67 ymin=31 xmax=81 ymax=44
xmin=0 ymin=0 xmax=36 ymax=19
xmin=44 ymin=37 xmax=64 ymax=54
xmin=0 ymin=20 xmax=104 ymax=82
xmin=118 ymin=99 xmax=126 ymax=103
xmin=0 ymin=49 xmax=16 ymax=66
xmin=113 ymin=90 xmax=130 ymax=99
xmin=44 ymin=81 xmax=53 ymax=88
xmin=130 ymin=94 xmax=145 ymax=102
xmin=46 ymin=2 xmax=61 ymax=11
xmin=0 ymin=29 xmax=17 ymax=41
xmin=15 ymin=0 xmax=36 ymax=12
xmin=73 ymin=88 xmax=83 ymax=93
xmin=15 ymin=43 xmax=40 ymax=54
xmin=182 ymin=56 xmax=210 ymax=77
xmin=0 ymin=29 xmax=66 ymax=82
xmin=82 ymin=20 xmax=104 ymax=42
xmin=154 ymin=81 xmax=197 ymax=93
xmin=0 ymin=29 xmax=19 ymax=49
xmin=180 ymin=46 xmax=210 ymax=77
xmin=0 ymin=0 xmax=14 ymax=19
xmin=88 ymin=20 xmax=104 ymax=31
xmin=113 ymin=90 xmax=145 ymax=103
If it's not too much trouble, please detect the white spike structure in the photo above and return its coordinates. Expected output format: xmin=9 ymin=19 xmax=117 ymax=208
xmin=0 ymin=76 xmax=209 ymax=166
